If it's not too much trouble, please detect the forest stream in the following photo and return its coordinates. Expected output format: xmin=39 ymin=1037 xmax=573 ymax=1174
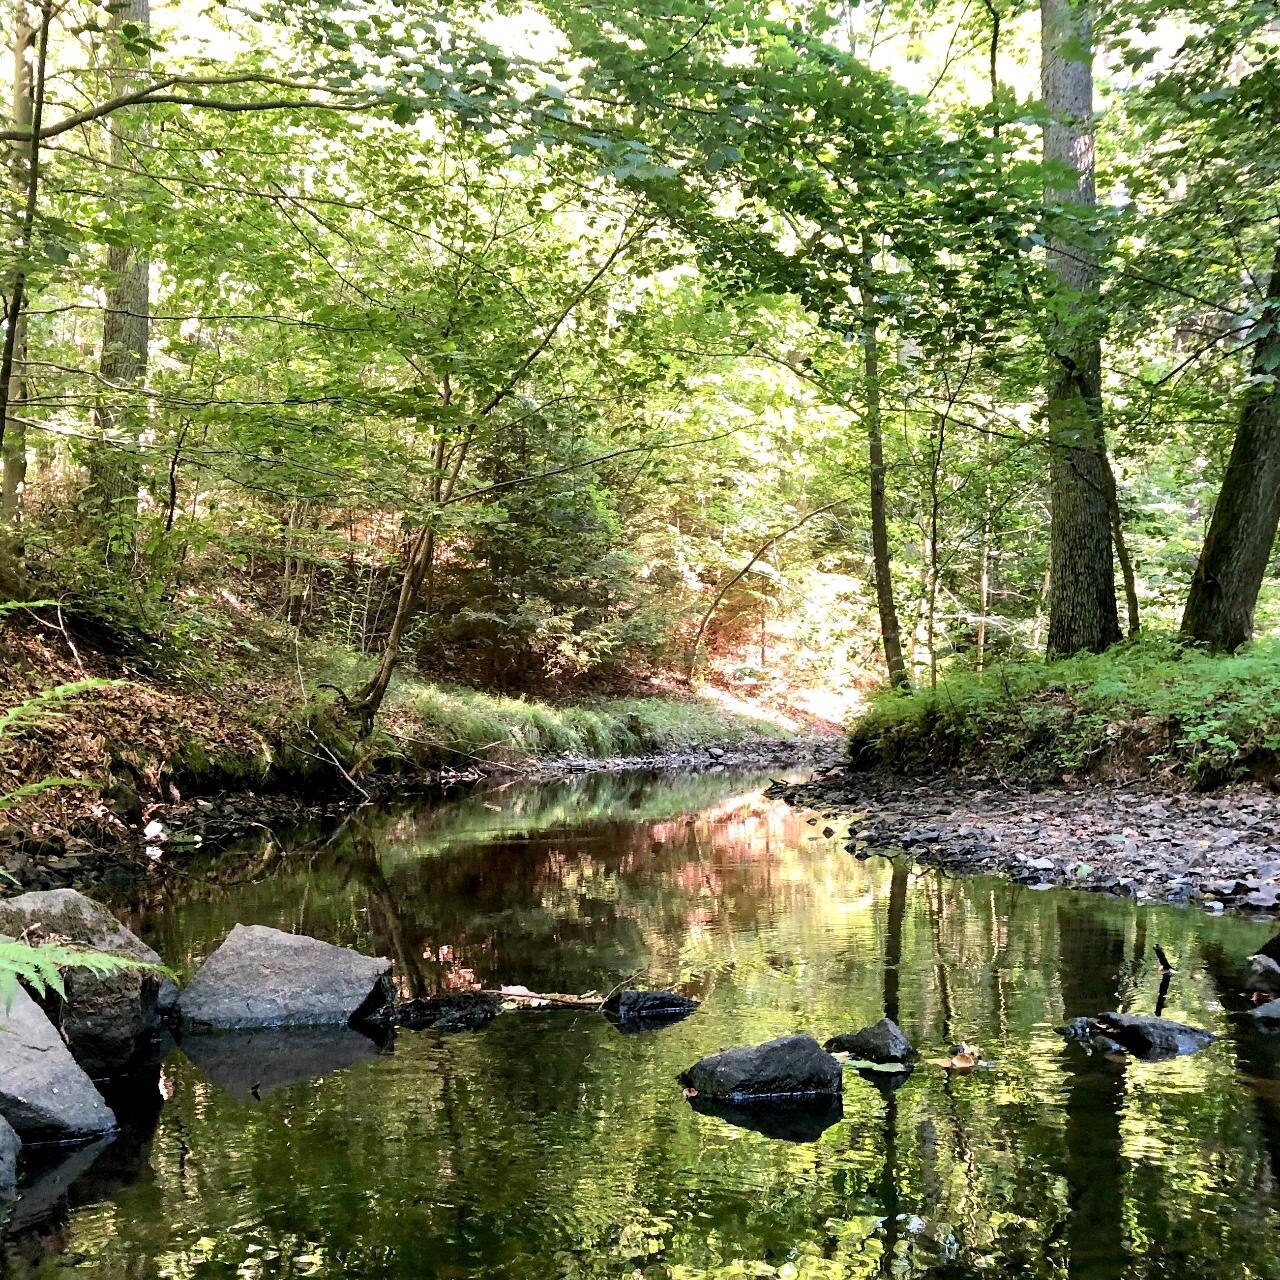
xmin=6 ymin=767 xmax=1280 ymax=1280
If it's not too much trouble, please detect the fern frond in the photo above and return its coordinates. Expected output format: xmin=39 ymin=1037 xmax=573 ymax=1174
xmin=0 ymin=942 xmax=171 ymax=1012
xmin=0 ymin=777 xmax=85 ymax=812
xmin=0 ymin=680 xmax=119 ymax=741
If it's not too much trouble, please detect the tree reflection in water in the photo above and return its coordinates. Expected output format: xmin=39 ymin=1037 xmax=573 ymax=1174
xmin=6 ymin=769 xmax=1280 ymax=1280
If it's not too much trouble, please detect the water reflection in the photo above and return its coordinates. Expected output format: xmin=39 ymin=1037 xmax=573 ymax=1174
xmin=3 ymin=769 xmax=1280 ymax=1279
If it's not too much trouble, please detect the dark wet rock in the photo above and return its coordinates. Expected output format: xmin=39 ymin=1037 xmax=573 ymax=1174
xmin=1247 ymin=953 xmax=1280 ymax=996
xmin=0 ymin=889 xmax=174 ymax=1080
xmin=1056 ymin=1016 xmax=1123 ymax=1054
xmin=687 ymin=1093 xmax=844 ymax=1142
xmin=179 ymin=1027 xmax=385 ymax=1100
xmin=1090 ymin=1012 xmax=1214 ymax=1060
xmin=678 ymin=1034 xmax=842 ymax=1102
xmin=0 ymin=1116 xmax=19 ymax=1199
xmin=0 ymin=987 xmax=116 ymax=1141
xmin=603 ymin=990 xmax=699 ymax=1027
xmin=384 ymin=993 xmax=502 ymax=1033
xmin=824 ymin=1017 xmax=915 ymax=1064
xmin=176 ymin=924 xmax=392 ymax=1031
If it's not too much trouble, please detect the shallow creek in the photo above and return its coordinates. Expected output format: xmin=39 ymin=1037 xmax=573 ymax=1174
xmin=4 ymin=768 xmax=1280 ymax=1279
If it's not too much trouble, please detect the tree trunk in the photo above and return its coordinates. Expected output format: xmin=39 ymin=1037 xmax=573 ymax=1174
xmin=87 ymin=0 xmax=151 ymax=566
xmin=861 ymin=259 xmax=909 ymax=689
xmin=0 ymin=3 xmax=34 ymax=591
xmin=1041 ymin=0 xmax=1121 ymax=658
xmin=1105 ymin=459 xmax=1141 ymax=637
xmin=0 ymin=0 xmax=47 ymax=596
xmin=1181 ymin=236 xmax=1280 ymax=651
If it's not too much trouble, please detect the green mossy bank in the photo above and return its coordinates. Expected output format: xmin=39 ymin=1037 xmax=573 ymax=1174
xmin=847 ymin=636 xmax=1280 ymax=788
xmin=1 ymin=623 xmax=800 ymax=855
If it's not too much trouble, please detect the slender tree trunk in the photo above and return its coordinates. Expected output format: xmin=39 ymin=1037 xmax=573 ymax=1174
xmin=1181 ymin=235 xmax=1280 ymax=651
xmin=87 ymin=0 xmax=151 ymax=566
xmin=0 ymin=3 xmax=35 ymax=591
xmin=926 ymin=411 xmax=944 ymax=689
xmin=0 ymin=0 xmax=47 ymax=596
xmin=1041 ymin=0 xmax=1121 ymax=658
xmin=1105 ymin=460 xmax=1140 ymax=636
xmin=861 ymin=257 xmax=909 ymax=689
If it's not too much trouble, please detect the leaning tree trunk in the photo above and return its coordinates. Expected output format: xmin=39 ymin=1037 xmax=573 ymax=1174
xmin=861 ymin=259 xmax=909 ymax=690
xmin=87 ymin=0 xmax=151 ymax=566
xmin=1181 ymin=237 xmax=1280 ymax=651
xmin=1041 ymin=0 xmax=1121 ymax=658
xmin=0 ymin=2 xmax=35 ymax=593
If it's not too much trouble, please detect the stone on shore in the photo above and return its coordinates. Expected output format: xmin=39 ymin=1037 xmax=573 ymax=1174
xmin=824 ymin=1017 xmax=915 ymax=1064
xmin=0 ymin=889 xmax=175 ymax=1079
xmin=0 ymin=986 xmax=116 ymax=1140
xmin=678 ymin=1034 xmax=842 ymax=1102
xmin=176 ymin=924 xmax=392 ymax=1031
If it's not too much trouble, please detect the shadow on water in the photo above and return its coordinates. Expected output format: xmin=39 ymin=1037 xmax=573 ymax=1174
xmin=6 ymin=767 xmax=1280 ymax=1279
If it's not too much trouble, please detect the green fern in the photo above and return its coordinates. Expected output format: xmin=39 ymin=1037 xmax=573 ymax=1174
xmin=0 ymin=679 xmax=118 ymax=739
xmin=0 ymin=941 xmax=169 ymax=1014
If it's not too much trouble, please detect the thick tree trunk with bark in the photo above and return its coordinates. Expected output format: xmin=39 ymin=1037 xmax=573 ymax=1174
xmin=87 ymin=0 xmax=151 ymax=563
xmin=1041 ymin=0 xmax=1121 ymax=658
xmin=861 ymin=263 xmax=909 ymax=689
xmin=1181 ymin=237 xmax=1280 ymax=651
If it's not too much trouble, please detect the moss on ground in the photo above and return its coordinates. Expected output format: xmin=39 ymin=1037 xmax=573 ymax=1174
xmin=847 ymin=635 xmax=1280 ymax=787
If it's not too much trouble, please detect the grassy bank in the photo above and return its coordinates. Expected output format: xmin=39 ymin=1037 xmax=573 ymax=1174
xmin=0 ymin=617 xmax=797 ymax=850
xmin=847 ymin=636 xmax=1280 ymax=787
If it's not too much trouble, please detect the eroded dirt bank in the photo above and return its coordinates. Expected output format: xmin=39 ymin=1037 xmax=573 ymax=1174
xmin=776 ymin=767 xmax=1280 ymax=912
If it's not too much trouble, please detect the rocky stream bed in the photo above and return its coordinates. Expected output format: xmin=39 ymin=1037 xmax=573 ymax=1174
xmin=776 ymin=766 xmax=1280 ymax=912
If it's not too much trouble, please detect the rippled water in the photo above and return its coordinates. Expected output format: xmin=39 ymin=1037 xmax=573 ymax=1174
xmin=5 ymin=769 xmax=1280 ymax=1279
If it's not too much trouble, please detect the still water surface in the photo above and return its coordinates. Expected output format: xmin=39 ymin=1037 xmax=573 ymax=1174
xmin=5 ymin=769 xmax=1280 ymax=1279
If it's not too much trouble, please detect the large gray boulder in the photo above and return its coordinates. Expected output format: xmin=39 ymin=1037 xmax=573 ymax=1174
xmin=678 ymin=1034 xmax=842 ymax=1103
xmin=176 ymin=924 xmax=392 ymax=1031
xmin=0 ymin=889 xmax=174 ymax=1079
xmin=0 ymin=1116 xmax=19 ymax=1199
xmin=0 ymin=986 xmax=116 ymax=1140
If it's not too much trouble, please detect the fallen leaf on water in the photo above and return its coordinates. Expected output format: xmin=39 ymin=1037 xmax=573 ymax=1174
xmin=683 ymin=1087 xmax=699 ymax=1098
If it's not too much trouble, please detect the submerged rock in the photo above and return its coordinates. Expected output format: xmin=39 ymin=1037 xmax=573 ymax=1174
xmin=176 ymin=924 xmax=392 ymax=1031
xmin=1089 ymin=1012 xmax=1214 ymax=1060
xmin=604 ymin=989 xmax=699 ymax=1029
xmin=7 ymin=1136 xmax=112 ymax=1234
xmin=688 ymin=1093 xmax=844 ymax=1142
xmin=0 ymin=889 xmax=175 ymax=1079
xmin=0 ymin=986 xmax=116 ymax=1141
xmin=678 ymin=1034 xmax=842 ymax=1102
xmin=824 ymin=1017 xmax=915 ymax=1064
xmin=1056 ymin=1016 xmax=1123 ymax=1054
xmin=384 ymin=993 xmax=502 ymax=1033
xmin=180 ymin=1026 xmax=385 ymax=1099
